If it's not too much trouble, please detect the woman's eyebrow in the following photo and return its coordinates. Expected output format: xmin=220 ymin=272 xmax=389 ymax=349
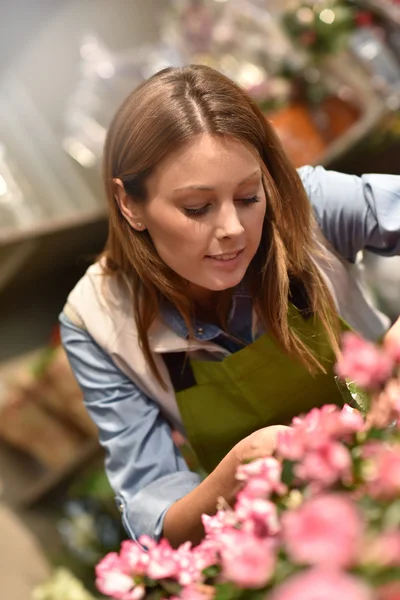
xmin=173 ymin=169 xmax=261 ymax=193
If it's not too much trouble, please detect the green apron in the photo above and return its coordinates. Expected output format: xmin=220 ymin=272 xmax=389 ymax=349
xmin=165 ymin=306 xmax=350 ymax=474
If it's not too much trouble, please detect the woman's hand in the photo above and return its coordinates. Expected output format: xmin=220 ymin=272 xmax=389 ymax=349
xmin=233 ymin=425 xmax=291 ymax=463
xmin=384 ymin=316 xmax=400 ymax=350
xmin=163 ymin=425 xmax=290 ymax=547
xmin=368 ymin=378 xmax=400 ymax=429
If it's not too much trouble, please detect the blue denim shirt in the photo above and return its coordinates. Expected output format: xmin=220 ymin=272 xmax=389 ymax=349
xmin=60 ymin=166 xmax=400 ymax=542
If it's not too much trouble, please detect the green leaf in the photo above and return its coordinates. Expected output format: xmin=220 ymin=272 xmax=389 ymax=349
xmin=69 ymin=468 xmax=114 ymax=500
xmin=366 ymin=428 xmax=388 ymax=441
xmin=159 ymin=580 xmax=182 ymax=596
xmin=146 ymin=589 xmax=166 ymax=600
xmin=345 ymin=381 xmax=370 ymax=414
xmin=143 ymin=578 xmax=159 ymax=589
xmin=238 ymin=589 xmax=270 ymax=600
xmin=357 ymin=496 xmax=384 ymax=525
xmin=31 ymin=346 xmax=57 ymax=378
xmin=368 ymin=567 xmax=400 ymax=587
xmin=202 ymin=565 xmax=221 ymax=579
xmin=383 ymin=500 xmax=400 ymax=530
xmin=281 ymin=460 xmax=296 ymax=487
xmin=272 ymin=558 xmax=300 ymax=585
xmin=214 ymin=582 xmax=240 ymax=600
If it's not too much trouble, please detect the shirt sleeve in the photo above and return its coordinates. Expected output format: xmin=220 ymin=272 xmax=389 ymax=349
xmin=298 ymin=165 xmax=400 ymax=261
xmin=59 ymin=312 xmax=201 ymax=542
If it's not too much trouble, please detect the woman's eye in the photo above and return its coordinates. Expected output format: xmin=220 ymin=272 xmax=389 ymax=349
xmin=184 ymin=196 xmax=260 ymax=217
xmin=238 ymin=195 xmax=260 ymax=205
xmin=184 ymin=204 xmax=210 ymax=216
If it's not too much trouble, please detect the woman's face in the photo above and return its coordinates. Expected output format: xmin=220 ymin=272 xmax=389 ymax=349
xmin=134 ymin=134 xmax=266 ymax=301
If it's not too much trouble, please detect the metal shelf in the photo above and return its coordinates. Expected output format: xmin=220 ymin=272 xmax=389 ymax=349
xmin=0 ymin=207 xmax=106 ymax=247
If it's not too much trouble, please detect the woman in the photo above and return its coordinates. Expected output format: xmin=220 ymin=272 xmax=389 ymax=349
xmin=60 ymin=65 xmax=400 ymax=548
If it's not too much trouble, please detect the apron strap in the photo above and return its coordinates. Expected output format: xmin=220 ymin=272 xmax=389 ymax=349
xmin=163 ymin=352 xmax=196 ymax=392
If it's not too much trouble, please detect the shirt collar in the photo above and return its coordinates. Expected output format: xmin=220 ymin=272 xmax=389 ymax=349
xmin=160 ymin=283 xmax=251 ymax=342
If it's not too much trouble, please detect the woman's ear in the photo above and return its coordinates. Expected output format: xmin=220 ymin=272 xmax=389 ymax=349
xmin=113 ymin=178 xmax=146 ymax=231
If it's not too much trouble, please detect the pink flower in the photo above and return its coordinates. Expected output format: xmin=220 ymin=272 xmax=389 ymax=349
xmin=95 ymin=553 xmax=134 ymax=599
xmin=277 ymin=427 xmax=306 ymax=460
xmin=377 ymin=582 xmax=400 ymax=600
xmin=180 ymin=586 xmax=213 ymax=600
xmin=236 ymin=457 xmax=285 ymax=495
xmin=192 ymin=539 xmax=219 ymax=570
xmin=119 ymin=541 xmax=149 ymax=575
xmin=122 ymin=587 xmax=146 ymax=600
xmin=174 ymin=542 xmax=205 ymax=586
xmin=137 ymin=535 xmax=157 ymax=550
xmin=270 ymin=568 xmax=373 ymax=600
xmin=235 ymin=491 xmax=280 ymax=536
xmin=363 ymin=442 xmax=400 ymax=500
xmin=282 ymin=494 xmax=363 ymax=567
xmin=335 ymin=332 xmax=393 ymax=390
xmin=146 ymin=539 xmax=178 ymax=580
xmin=292 ymin=407 xmax=326 ymax=437
xmin=202 ymin=510 xmax=238 ymax=540
xmin=376 ymin=530 xmax=400 ymax=567
xmin=339 ymin=404 xmax=365 ymax=434
xmin=220 ymin=530 xmax=275 ymax=588
xmin=277 ymin=405 xmax=362 ymax=463
xmin=243 ymin=476 xmax=273 ymax=498
xmin=294 ymin=440 xmax=352 ymax=487
xmin=315 ymin=404 xmax=363 ymax=438
xmin=145 ymin=538 xmax=212 ymax=585
xmin=143 ymin=540 xmax=217 ymax=587
xmin=363 ymin=530 xmax=400 ymax=567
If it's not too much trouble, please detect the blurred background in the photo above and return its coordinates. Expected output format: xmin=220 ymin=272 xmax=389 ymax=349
xmin=0 ymin=1 xmax=399 ymax=598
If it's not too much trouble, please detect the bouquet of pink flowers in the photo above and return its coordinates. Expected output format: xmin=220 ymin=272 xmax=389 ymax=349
xmin=95 ymin=333 xmax=400 ymax=600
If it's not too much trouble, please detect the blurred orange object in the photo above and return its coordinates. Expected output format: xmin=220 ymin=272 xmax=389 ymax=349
xmin=0 ymin=344 xmax=98 ymax=471
xmin=316 ymin=96 xmax=361 ymax=144
xmin=0 ymin=386 xmax=86 ymax=470
xmin=267 ymin=103 xmax=327 ymax=168
xmin=37 ymin=346 xmax=98 ymax=437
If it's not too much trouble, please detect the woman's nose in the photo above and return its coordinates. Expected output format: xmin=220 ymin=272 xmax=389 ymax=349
xmin=215 ymin=203 xmax=245 ymax=239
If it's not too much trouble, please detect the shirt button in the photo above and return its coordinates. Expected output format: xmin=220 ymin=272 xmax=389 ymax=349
xmin=197 ymin=328 xmax=203 ymax=336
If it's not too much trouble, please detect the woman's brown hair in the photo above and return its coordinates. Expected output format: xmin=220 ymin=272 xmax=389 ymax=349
xmin=101 ymin=64 xmax=339 ymax=386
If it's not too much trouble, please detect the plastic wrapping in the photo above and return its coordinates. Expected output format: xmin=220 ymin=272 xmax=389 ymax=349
xmin=162 ymin=0 xmax=302 ymax=104
xmin=63 ymin=34 xmax=186 ymax=168
xmin=0 ymin=74 xmax=101 ymax=242
xmin=0 ymin=142 xmax=41 ymax=231
xmin=349 ymin=26 xmax=400 ymax=93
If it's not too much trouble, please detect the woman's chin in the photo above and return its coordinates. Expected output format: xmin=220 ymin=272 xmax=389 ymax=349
xmin=203 ymin=271 xmax=246 ymax=292
xmin=186 ymin=261 xmax=249 ymax=295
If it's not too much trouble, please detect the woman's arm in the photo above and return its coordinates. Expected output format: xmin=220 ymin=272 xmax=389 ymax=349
xmin=60 ymin=313 xmax=284 ymax=547
xmin=163 ymin=425 xmax=287 ymax=547
xmin=60 ymin=312 xmax=202 ymax=542
xmin=299 ymin=165 xmax=400 ymax=261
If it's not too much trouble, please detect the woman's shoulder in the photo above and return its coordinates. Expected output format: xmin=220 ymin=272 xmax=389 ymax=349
xmin=63 ymin=259 xmax=135 ymax=347
xmin=68 ymin=258 xmax=131 ymax=306
xmin=62 ymin=260 xmax=185 ymax=425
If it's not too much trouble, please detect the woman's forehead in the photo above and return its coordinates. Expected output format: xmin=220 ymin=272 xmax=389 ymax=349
xmin=147 ymin=134 xmax=262 ymax=195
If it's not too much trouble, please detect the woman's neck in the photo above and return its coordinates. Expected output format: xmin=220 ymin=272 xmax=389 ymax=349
xmin=188 ymin=283 xmax=218 ymax=310
xmin=194 ymin=303 xmax=221 ymax=326
xmin=189 ymin=286 xmax=234 ymax=327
